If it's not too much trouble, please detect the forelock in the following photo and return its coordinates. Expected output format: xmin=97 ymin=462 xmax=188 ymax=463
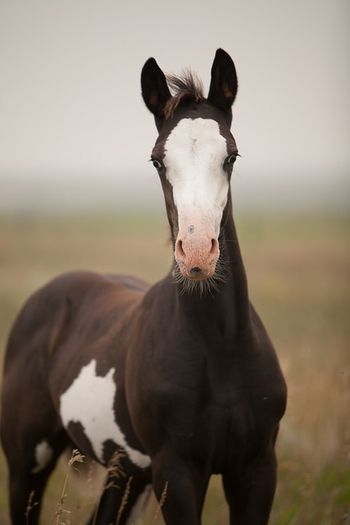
xmin=164 ymin=70 xmax=205 ymax=119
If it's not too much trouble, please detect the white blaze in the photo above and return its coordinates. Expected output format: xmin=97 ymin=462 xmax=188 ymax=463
xmin=59 ymin=359 xmax=151 ymax=468
xmin=164 ymin=118 xmax=229 ymax=236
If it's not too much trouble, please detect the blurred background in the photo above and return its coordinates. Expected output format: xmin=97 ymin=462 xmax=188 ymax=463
xmin=0 ymin=0 xmax=349 ymax=523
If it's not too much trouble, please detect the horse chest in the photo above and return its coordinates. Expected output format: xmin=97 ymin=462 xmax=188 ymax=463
xmin=142 ymin=351 xmax=280 ymax=466
xmin=146 ymin=386 xmax=266 ymax=476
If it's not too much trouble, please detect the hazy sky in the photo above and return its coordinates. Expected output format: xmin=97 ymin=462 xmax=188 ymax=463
xmin=0 ymin=0 xmax=349 ymax=213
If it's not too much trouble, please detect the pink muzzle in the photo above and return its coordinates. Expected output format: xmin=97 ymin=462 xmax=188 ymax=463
xmin=174 ymin=226 xmax=220 ymax=280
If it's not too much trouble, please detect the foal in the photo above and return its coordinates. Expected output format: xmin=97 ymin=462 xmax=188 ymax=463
xmin=1 ymin=49 xmax=287 ymax=525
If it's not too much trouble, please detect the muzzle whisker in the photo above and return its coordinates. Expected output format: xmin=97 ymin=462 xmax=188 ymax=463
xmin=171 ymin=245 xmax=230 ymax=297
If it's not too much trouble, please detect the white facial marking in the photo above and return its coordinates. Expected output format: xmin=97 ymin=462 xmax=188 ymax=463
xmin=126 ymin=484 xmax=152 ymax=524
xmin=59 ymin=360 xmax=151 ymax=468
xmin=164 ymin=118 xmax=229 ymax=236
xmin=31 ymin=440 xmax=53 ymax=473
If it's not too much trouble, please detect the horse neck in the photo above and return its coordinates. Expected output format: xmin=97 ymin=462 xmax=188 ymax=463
xmin=173 ymin=199 xmax=251 ymax=338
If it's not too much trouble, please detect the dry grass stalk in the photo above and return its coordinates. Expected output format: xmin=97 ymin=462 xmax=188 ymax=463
xmin=91 ymin=450 xmax=126 ymax=525
xmin=115 ymin=476 xmax=133 ymax=525
xmin=152 ymin=481 xmax=168 ymax=523
xmin=87 ymin=459 xmax=95 ymax=488
xmin=52 ymin=449 xmax=85 ymax=525
xmin=105 ymin=450 xmax=126 ymax=489
xmin=25 ymin=490 xmax=38 ymax=525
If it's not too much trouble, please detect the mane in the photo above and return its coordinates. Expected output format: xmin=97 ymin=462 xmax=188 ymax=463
xmin=164 ymin=69 xmax=205 ymax=119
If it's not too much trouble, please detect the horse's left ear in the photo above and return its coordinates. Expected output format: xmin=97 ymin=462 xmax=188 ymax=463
xmin=141 ymin=57 xmax=171 ymax=119
xmin=207 ymin=49 xmax=238 ymax=112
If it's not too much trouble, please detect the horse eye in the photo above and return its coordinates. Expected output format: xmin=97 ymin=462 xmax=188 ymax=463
xmin=226 ymin=154 xmax=237 ymax=166
xmin=152 ymin=159 xmax=163 ymax=170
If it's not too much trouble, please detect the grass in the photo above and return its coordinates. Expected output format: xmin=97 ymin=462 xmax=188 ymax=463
xmin=0 ymin=211 xmax=349 ymax=524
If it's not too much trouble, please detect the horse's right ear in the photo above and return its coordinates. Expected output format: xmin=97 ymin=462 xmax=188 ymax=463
xmin=141 ymin=58 xmax=171 ymax=118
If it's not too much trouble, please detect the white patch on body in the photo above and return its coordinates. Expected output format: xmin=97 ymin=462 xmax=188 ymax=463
xmin=59 ymin=359 xmax=151 ymax=468
xmin=164 ymin=118 xmax=229 ymax=236
xmin=126 ymin=484 xmax=152 ymax=524
xmin=31 ymin=440 xmax=53 ymax=473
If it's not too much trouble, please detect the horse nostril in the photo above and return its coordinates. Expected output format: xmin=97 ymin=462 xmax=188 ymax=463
xmin=210 ymin=238 xmax=218 ymax=255
xmin=176 ymin=239 xmax=186 ymax=258
xmin=190 ymin=267 xmax=202 ymax=274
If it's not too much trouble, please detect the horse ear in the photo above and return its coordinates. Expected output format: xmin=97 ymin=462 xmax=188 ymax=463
xmin=207 ymin=49 xmax=238 ymax=112
xmin=141 ymin=58 xmax=171 ymax=118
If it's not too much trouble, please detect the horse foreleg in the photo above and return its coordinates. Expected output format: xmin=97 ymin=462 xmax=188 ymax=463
xmin=222 ymin=446 xmax=277 ymax=525
xmin=151 ymin=450 xmax=209 ymax=525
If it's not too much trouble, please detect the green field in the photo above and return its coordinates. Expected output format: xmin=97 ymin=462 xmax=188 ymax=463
xmin=0 ymin=213 xmax=349 ymax=524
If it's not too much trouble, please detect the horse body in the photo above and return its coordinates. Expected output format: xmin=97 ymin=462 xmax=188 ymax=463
xmin=1 ymin=49 xmax=286 ymax=524
xmin=126 ymin=216 xmax=286 ymax=524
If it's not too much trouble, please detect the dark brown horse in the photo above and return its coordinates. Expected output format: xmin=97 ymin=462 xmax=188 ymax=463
xmin=1 ymin=49 xmax=287 ymax=524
